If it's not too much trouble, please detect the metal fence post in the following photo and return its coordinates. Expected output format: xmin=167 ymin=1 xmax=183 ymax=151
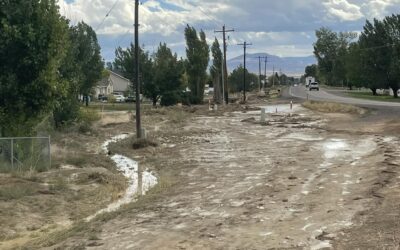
xmin=48 ymin=136 xmax=51 ymax=169
xmin=11 ymin=138 xmax=14 ymax=168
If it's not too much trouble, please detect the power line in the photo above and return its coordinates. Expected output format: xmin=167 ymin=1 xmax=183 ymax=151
xmin=95 ymin=0 xmax=120 ymax=31
xmin=198 ymin=6 xmax=223 ymax=27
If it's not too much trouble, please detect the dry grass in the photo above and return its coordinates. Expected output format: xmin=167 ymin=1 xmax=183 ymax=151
xmin=302 ymin=100 xmax=366 ymax=115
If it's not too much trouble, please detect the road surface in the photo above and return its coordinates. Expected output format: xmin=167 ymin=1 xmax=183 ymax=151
xmin=289 ymin=85 xmax=400 ymax=108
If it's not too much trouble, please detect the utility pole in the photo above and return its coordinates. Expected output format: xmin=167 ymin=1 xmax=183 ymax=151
xmin=215 ymin=25 xmax=234 ymax=105
xmin=221 ymin=52 xmax=225 ymax=104
xmin=238 ymin=41 xmax=252 ymax=102
xmin=272 ymin=65 xmax=275 ymax=87
xmin=264 ymin=56 xmax=268 ymax=89
xmin=256 ymin=56 xmax=266 ymax=91
xmin=134 ymin=0 xmax=141 ymax=139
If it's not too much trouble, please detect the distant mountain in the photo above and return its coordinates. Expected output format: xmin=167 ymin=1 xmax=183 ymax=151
xmin=227 ymin=53 xmax=316 ymax=77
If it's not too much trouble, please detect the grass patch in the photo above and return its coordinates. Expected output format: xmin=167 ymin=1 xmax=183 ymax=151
xmin=132 ymin=138 xmax=158 ymax=150
xmin=302 ymin=100 xmax=365 ymax=114
xmin=346 ymin=91 xmax=400 ymax=103
xmin=0 ymin=184 xmax=36 ymax=201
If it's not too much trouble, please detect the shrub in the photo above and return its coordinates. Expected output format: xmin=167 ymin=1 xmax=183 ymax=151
xmin=161 ymin=91 xmax=181 ymax=106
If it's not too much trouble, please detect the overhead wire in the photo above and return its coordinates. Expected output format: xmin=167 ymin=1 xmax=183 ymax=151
xmin=95 ymin=0 xmax=120 ymax=32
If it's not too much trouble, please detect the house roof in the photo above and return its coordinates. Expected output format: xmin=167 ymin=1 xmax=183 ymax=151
xmin=97 ymin=77 xmax=110 ymax=87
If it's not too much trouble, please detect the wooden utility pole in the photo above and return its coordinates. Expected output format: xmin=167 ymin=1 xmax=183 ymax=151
xmin=264 ymin=56 xmax=268 ymax=88
xmin=134 ymin=0 xmax=141 ymax=138
xmin=238 ymin=41 xmax=252 ymax=102
xmin=256 ymin=56 xmax=266 ymax=91
xmin=215 ymin=25 xmax=234 ymax=105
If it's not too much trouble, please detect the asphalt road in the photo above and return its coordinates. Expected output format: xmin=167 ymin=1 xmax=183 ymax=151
xmin=289 ymin=85 xmax=400 ymax=108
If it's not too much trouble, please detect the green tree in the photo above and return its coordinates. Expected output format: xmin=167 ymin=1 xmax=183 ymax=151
xmin=53 ymin=22 xmax=104 ymax=126
xmin=113 ymin=43 xmax=153 ymax=98
xmin=305 ymin=64 xmax=318 ymax=77
xmin=229 ymin=65 xmax=259 ymax=93
xmin=210 ymin=38 xmax=223 ymax=103
xmin=313 ymin=28 xmax=356 ymax=86
xmin=153 ymin=43 xmax=184 ymax=106
xmin=0 ymin=0 xmax=69 ymax=136
xmin=184 ymin=25 xmax=209 ymax=104
xmin=359 ymin=19 xmax=393 ymax=95
xmin=73 ymin=22 xmax=103 ymax=106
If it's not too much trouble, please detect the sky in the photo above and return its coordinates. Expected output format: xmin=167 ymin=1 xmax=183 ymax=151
xmin=57 ymin=0 xmax=400 ymax=62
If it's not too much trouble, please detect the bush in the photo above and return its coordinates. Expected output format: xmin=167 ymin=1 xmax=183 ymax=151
xmin=53 ymin=98 xmax=80 ymax=128
xmin=160 ymin=91 xmax=181 ymax=106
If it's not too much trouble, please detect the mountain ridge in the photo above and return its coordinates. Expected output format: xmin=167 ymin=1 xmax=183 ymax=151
xmin=227 ymin=53 xmax=316 ymax=77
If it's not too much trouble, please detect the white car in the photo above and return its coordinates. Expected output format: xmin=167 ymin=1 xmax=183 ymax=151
xmin=113 ymin=94 xmax=125 ymax=103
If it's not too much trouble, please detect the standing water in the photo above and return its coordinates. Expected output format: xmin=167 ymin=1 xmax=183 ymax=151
xmin=86 ymin=134 xmax=158 ymax=221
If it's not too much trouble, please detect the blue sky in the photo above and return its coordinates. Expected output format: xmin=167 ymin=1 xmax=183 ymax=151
xmin=57 ymin=0 xmax=400 ymax=62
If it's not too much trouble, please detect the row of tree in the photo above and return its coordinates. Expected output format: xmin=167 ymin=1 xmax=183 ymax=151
xmin=111 ymin=25 xmax=268 ymax=106
xmin=109 ymin=25 xmax=210 ymax=106
xmin=312 ymin=14 xmax=400 ymax=97
xmin=0 ymin=0 xmax=103 ymax=136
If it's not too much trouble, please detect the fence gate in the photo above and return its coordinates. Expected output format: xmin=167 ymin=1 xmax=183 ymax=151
xmin=0 ymin=137 xmax=51 ymax=172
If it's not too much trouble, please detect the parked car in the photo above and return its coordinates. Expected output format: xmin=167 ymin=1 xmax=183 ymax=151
xmin=113 ymin=94 xmax=125 ymax=103
xmin=98 ymin=94 xmax=108 ymax=102
xmin=125 ymin=96 xmax=135 ymax=103
xmin=309 ymin=82 xmax=319 ymax=91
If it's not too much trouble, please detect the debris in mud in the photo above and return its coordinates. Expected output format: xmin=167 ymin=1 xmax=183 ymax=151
xmin=241 ymin=117 xmax=256 ymax=123
xmin=315 ymin=231 xmax=335 ymax=241
xmin=132 ymin=138 xmax=158 ymax=150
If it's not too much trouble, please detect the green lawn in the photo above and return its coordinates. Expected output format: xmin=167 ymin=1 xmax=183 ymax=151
xmin=346 ymin=91 xmax=400 ymax=103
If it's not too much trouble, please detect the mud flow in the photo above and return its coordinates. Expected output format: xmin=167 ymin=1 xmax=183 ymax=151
xmin=82 ymin=105 xmax=394 ymax=249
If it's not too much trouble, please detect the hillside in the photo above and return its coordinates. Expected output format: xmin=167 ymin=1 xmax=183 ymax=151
xmin=227 ymin=53 xmax=316 ymax=77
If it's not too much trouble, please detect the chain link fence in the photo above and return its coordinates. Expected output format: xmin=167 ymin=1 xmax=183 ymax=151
xmin=0 ymin=137 xmax=51 ymax=172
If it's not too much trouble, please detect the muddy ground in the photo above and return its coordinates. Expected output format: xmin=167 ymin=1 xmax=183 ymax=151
xmin=22 ymin=99 xmax=398 ymax=250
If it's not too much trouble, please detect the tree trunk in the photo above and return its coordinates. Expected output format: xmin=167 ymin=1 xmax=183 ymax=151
xmin=392 ymin=87 xmax=399 ymax=98
xmin=85 ymin=95 xmax=89 ymax=106
xmin=213 ymin=73 xmax=222 ymax=104
xmin=371 ymin=88 xmax=377 ymax=96
xmin=152 ymin=97 xmax=157 ymax=107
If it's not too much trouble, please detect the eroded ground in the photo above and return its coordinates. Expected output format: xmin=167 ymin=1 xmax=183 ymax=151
xmin=47 ymin=103 xmax=400 ymax=249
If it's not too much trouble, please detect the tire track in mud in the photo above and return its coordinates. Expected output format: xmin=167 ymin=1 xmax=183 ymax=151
xmin=82 ymin=108 xmax=392 ymax=250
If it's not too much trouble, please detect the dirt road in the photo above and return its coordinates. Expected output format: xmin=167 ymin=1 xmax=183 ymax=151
xmin=55 ymin=104 xmax=400 ymax=250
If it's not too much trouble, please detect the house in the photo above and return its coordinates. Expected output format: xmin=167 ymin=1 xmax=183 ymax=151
xmin=94 ymin=70 xmax=132 ymax=98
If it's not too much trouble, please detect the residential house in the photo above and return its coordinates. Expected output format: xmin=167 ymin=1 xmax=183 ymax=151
xmin=94 ymin=70 xmax=132 ymax=98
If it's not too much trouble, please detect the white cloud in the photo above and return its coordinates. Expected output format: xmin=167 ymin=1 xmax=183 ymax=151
xmin=56 ymin=0 xmax=400 ymax=61
xmin=323 ymin=0 xmax=364 ymax=21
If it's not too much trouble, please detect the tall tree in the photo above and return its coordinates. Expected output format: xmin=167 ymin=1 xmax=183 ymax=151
xmin=210 ymin=38 xmax=223 ymax=103
xmin=0 ymin=0 xmax=69 ymax=136
xmin=74 ymin=22 xmax=103 ymax=106
xmin=314 ymin=28 xmax=356 ymax=86
xmin=153 ymin=43 xmax=184 ymax=106
xmin=113 ymin=43 xmax=153 ymax=97
xmin=184 ymin=25 xmax=210 ymax=104
xmin=359 ymin=19 xmax=393 ymax=95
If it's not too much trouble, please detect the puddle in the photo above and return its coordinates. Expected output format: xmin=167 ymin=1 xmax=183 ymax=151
xmin=86 ymin=134 xmax=158 ymax=221
xmin=260 ymin=104 xmax=303 ymax=114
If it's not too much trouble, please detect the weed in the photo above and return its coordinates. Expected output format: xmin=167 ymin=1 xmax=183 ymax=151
xmin=0 ymin=184 xmax=35 ymax=201
xmin=302 ymin=101 xmax=365 ymax=114
xmin=49 ymin=177 xmax=68 ymax=192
